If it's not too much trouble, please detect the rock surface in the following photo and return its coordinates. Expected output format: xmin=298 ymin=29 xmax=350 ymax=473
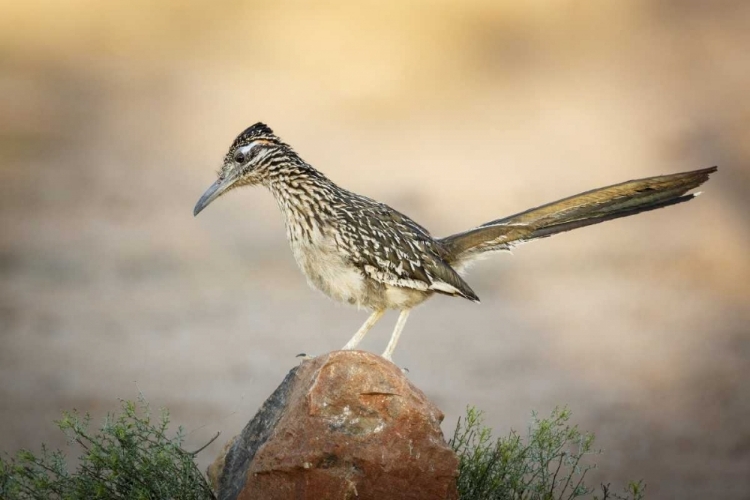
xmin=208 ymin=350 xmax=458 ymax=500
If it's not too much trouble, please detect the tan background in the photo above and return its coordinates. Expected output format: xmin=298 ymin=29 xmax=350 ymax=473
xmin=1 ymin=1 xmax=749 ymax=497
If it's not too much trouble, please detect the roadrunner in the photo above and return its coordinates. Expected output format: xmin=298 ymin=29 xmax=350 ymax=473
xmin=194 ymin=123 xmax=716 ymax=361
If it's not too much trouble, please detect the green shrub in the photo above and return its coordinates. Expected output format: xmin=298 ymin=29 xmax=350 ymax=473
xmin=0 ymin=396 xmax=215 ymax=500
xmin=1 ymin=399 xmax=644 ymax=499
xmin=450 ymin=406 xmax=645 ymax=500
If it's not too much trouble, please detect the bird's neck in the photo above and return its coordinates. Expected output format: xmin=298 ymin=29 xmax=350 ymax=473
xmin=265 ymin=161 xmax=338 ymax=240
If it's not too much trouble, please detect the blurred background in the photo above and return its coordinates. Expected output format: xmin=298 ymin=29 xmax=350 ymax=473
xmin=1 ymin=0 xmax=749 ymax=497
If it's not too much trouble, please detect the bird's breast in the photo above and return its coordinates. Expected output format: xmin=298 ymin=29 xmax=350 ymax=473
xmin=288 ymin=225 xmax=368 ymax=307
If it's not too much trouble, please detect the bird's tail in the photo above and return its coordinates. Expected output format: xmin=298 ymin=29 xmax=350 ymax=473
xmin=440 ymin=166 xmax=717 ymax=267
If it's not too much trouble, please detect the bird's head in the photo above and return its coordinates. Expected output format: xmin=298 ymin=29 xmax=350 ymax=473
xmin=194 ymin=122 xmax=289 ymax=216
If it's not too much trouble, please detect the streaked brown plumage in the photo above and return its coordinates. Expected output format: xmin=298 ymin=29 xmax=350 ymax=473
xmin=194 ymin=123 xmax=716 ymax=361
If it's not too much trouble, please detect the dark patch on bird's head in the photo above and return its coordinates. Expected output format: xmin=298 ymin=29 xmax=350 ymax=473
xmin=223 ymin=122 xmax=286 ymax=167
xmin=232 ymin=122 xmax=277 ymax=147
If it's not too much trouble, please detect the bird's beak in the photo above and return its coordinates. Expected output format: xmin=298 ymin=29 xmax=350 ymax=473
xmin=193 ymin=173 xmax=238 ymax=216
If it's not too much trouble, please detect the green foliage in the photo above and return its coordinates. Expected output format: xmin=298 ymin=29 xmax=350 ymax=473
xmin=0 ymin=397 xmax=215 ymax=500
xmin=1 ymin=398 xmax=645 ymax=500
xmin=450 ymin=406 xmax=645 ymax=500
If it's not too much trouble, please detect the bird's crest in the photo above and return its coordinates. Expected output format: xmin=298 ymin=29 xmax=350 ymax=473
xmin=232 ymin=122 xmax=277 ymax=148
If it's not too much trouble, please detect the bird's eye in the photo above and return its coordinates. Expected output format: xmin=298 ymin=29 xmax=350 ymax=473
xmin=234 ymin=151 xmax=246 ymax=164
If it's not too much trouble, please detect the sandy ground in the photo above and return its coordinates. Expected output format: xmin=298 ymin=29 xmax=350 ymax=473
xmin=1 ymin=2 xmax=749 ymax=497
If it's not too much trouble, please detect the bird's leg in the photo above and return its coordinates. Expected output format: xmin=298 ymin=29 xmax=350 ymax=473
xmin=342 ymin=309 xmax=385 ymax=350
xmin=381 ymin=309 xmax=411 ymax=362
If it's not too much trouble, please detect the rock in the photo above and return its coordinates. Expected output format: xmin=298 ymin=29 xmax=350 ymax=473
xmin=208 ymin=350 xmax=458 ymax=500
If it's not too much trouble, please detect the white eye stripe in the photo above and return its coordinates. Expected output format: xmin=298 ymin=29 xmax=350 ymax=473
xmin=237 ymin=142 xmax=259 ymax=156
xmin=235 ymin=141 xmax=273 ymax=166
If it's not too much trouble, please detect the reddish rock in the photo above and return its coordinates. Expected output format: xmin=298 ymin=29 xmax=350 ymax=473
xmin=209 ymin=350 xmax=458 ymax=500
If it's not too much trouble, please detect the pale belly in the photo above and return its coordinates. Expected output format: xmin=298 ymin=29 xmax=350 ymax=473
xmin=290 ymin=232 xmax=368 ymax=307
xmin=288 ymin=230 xmax=429 ymax=310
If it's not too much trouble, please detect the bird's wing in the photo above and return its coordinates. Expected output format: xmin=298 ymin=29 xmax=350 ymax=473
xmin=335 ymin=199 xmax=479 ymax=302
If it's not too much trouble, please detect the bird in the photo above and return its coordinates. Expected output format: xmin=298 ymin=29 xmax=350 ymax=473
xmin=194 ymin=123 xmax=716 ymax=362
